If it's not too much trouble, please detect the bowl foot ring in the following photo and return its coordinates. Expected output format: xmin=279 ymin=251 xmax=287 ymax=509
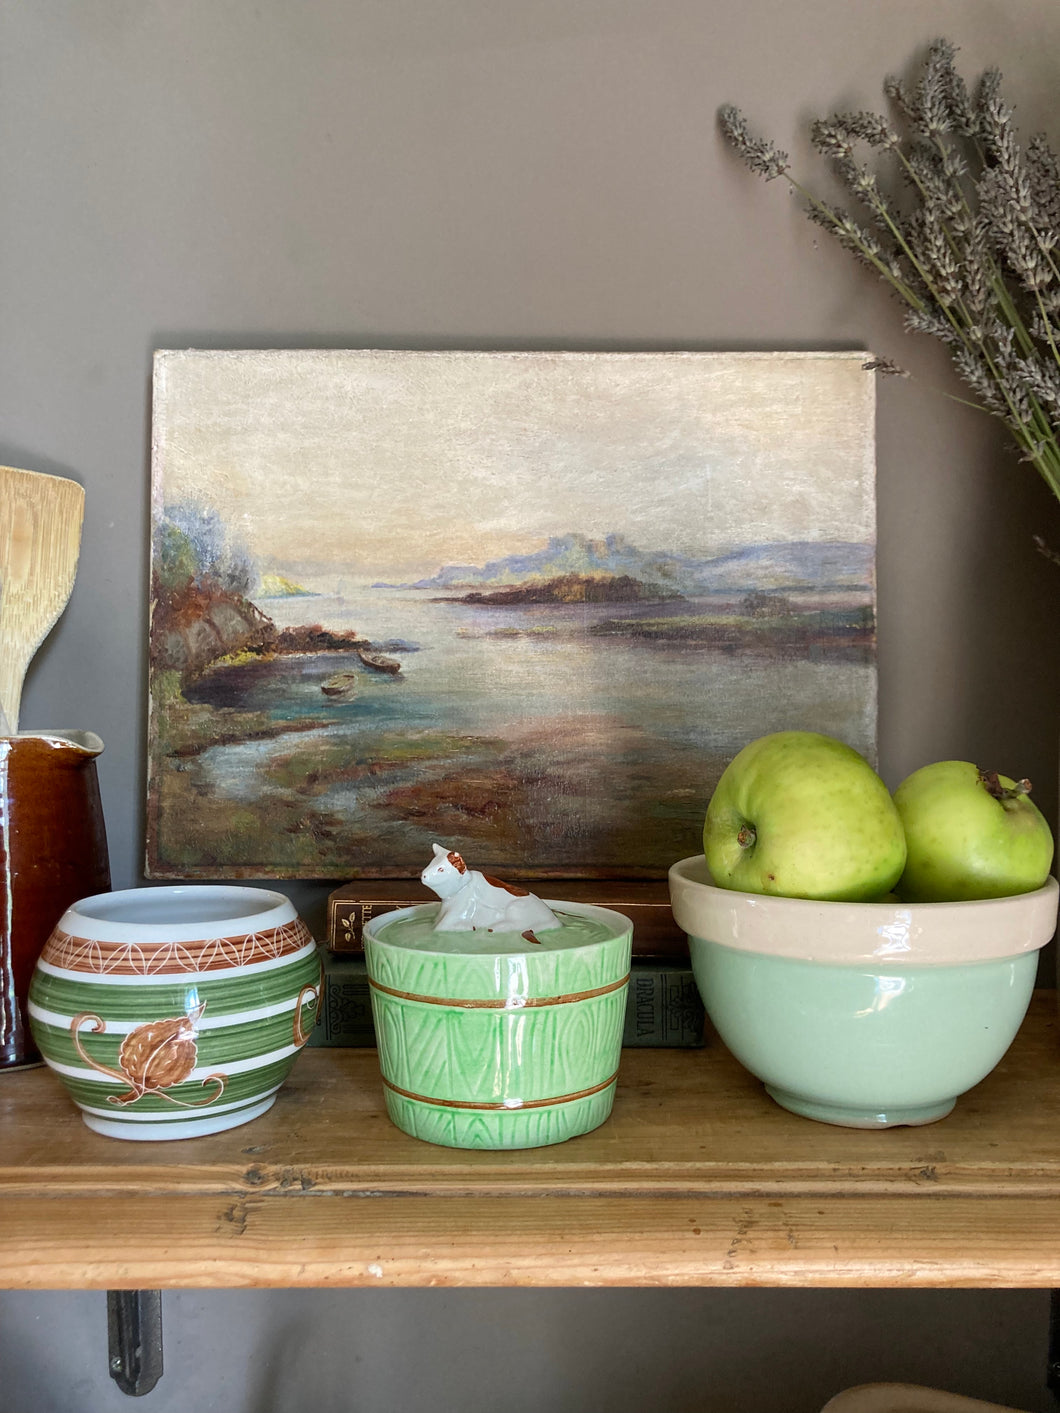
xmin=79 ymin=1093 xmax=278 ymax=1141
xmin=764 ymin=1085 xmax=956 ymax=1129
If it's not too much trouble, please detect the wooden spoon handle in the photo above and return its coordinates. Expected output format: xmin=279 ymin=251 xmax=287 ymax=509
xmin=0 ymin=467 xmax=85 ymax=732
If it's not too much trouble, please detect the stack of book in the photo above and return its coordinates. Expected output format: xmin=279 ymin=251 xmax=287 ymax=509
xmin=311 ymin=878 xmax=705 ymax=1049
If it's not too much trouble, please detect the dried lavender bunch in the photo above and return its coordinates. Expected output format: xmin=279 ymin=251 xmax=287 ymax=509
xmin=720 ymin=39 xmax=1060 ymax=507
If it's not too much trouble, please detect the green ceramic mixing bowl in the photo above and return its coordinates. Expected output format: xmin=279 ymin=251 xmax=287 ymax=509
xmin=669 ymin=855 xmax=1058 ymax=1128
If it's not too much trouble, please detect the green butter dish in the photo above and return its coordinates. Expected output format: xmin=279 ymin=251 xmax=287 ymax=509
xmin=363 ymin=846 xmax=632 ymax=1149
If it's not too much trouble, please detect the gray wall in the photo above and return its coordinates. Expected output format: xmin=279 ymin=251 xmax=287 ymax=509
xmin=0 ymin=1289 xmax=1055 ymax=1413
xmin=2 ymin=2 xmax=1059 ymax=1409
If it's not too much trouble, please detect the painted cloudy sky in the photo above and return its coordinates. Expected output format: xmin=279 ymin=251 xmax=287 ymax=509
xmin=152 ymin=349 xmax=876 ymax=586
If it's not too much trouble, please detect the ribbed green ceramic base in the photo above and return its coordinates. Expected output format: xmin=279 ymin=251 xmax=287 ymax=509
xmin=382 ymin=1080 xmax=617 ymax=1150
xmin=365 ymin=900 xmax=631 ymax=1150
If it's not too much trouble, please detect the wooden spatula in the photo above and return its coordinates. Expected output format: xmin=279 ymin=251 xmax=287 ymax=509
xmin=0 ymin=466 xmax=85 ymax=734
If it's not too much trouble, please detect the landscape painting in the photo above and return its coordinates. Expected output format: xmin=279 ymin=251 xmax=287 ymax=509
xmin=147 ymin=349 xmax=878 ymax=879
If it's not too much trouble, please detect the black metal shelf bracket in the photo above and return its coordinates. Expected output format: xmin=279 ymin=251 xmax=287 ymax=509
xmin=107 ymin=1289 xmax=163 ymax=1397
xmin=1047 ymin=1289 xmax=1060 ymax=1403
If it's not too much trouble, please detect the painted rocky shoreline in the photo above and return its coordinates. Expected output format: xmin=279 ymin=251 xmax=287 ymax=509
xmin=441 ymin=573 xmax=682 ymax=607
xmin=150 ymin=577 xmax=386 ymax=764
xmin=151 ymin=574 xmax=388 ymax=681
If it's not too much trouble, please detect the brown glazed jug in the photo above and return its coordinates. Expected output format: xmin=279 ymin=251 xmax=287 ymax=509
xmin=0 ymin=731 xmax=110 ymax=1068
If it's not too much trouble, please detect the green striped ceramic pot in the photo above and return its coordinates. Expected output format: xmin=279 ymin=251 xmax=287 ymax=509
xmin=28 ymin=885 xmax=322 ymax=1141
xmin=363 ymin=900 xmax=632 ymax=1150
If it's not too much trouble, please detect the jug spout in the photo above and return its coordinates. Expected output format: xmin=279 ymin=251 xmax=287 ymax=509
xmin=8 ymin=729 xmax=104 ymax=756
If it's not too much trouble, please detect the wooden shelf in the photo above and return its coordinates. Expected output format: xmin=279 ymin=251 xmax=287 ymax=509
xmin=3 ymin=993 xmax=1060 ymax=1290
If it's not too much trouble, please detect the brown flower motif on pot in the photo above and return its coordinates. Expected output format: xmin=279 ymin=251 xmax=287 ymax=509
xmin=71 ymin=1000 xmax=227 ymax=1108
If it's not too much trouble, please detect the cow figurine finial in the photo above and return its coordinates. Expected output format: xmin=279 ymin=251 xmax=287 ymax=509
xmin=420 ymin=844 xmax=561 ymax=941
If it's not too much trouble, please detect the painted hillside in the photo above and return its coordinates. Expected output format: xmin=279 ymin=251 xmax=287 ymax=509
xmin=409 ymin=532 xmax=873 ymax=595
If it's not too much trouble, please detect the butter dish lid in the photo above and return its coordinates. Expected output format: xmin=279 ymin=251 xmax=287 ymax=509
xmin=364 ymin=902 xmax=632 ymax=1004
xmin=362 ymin=848 xmax=632 ymax=1003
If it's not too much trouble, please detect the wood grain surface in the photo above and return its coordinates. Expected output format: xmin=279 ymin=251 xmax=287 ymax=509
xmin=2 ymin=993 xmax=1059 ymax=1288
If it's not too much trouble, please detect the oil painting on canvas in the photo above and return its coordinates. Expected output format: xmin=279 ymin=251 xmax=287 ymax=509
xmin=147 ymin=349 xmax=877 ymax=879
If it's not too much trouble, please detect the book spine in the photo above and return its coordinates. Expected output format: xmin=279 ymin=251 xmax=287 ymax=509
xmin=307 ymin=956 xmax=375 ymax=1047
xmin=309 ymin=957 xmax=704 ymax=1048
xmin=328 ymin=901 xmax=399 ymax=953
xmin=622 ymin=963 xmax=705 ymax=1047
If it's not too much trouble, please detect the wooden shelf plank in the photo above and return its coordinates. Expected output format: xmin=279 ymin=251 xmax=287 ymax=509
xmin=6 ymin=1193 xmax=1060 ymax=1289
xmin=2 ymin=993 xmax=1059 ymax=1288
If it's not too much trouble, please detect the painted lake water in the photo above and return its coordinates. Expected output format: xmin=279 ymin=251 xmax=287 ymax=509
xmin=172 ymin=587 xmax=877 ymax=876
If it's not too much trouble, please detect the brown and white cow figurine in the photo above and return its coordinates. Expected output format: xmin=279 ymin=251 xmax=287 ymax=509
xmin=420 ymin=844 xmax=561 ymax=940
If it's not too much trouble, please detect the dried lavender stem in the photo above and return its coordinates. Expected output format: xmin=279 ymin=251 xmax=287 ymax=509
xmin=718 ymin=42 xmax=1060 ymax=517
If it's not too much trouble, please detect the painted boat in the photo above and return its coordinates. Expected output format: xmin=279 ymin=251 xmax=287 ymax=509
xmin=321 ymin=671 xmax=359 ymax=698
xmin=356 ymin=648 xmax=401 ymax=675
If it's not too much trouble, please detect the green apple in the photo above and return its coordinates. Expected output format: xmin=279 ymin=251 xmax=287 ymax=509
xmin=703 ymin=730 xmax=906 ymax=901
xmin=893 ymin=760 xmax=1055 ymax=902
